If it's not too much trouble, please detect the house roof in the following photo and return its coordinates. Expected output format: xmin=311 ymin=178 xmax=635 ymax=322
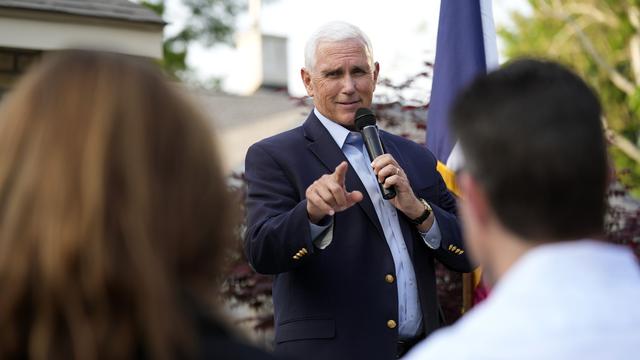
xmin=0 ymin=0 xmax=164 ymax=25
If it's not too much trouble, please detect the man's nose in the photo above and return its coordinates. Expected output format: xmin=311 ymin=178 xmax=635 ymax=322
xmin=341 ymin=75 xmax=356 ymax=94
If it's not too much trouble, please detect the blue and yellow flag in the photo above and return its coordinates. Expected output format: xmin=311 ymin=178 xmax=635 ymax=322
xmin=427 ymin=0 xmax=498 ymax=196
xmin=427 ymin=0 xmax=498 ymax=306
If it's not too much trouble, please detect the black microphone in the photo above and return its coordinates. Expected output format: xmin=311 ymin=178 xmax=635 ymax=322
xmin=354 ymin=108 xmax=396 ymax=200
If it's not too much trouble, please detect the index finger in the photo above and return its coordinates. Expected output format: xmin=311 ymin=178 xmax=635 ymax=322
xmin=332 ymin=161 xmax=349 ymax=186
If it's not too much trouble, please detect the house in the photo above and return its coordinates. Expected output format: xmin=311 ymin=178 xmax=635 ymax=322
xmin=0 ymin=0 xmax=164 ymax=96
xmin=0 ymin=0 xmax=300 ymax=174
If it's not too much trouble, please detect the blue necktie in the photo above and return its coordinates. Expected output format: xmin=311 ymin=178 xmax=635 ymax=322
xmin=342 ymin=131 xmax=424 ymax=338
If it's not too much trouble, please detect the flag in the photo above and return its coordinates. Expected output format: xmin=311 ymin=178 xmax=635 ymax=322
xmin=427 ymin=0 xmax=499 ymax=307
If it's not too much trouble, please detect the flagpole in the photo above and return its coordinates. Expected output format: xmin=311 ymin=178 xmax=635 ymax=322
xmin=462 ymin=273 xmax=473 ymax=313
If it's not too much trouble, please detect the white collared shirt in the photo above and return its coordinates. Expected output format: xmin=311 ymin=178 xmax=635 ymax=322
xmin=405 ymin=240 xmax=640 ymax=360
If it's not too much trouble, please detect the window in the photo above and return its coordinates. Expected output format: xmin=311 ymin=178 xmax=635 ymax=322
xmin=0 ymin=48 xmax=40 ymax=74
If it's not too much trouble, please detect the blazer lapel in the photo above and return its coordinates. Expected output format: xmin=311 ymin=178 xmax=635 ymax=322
xmin=303 ymin=112 xmax=384 ymax=236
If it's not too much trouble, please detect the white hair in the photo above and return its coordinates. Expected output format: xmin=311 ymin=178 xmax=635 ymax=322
xmin=304 ymin=21 xmax=374 ymax=71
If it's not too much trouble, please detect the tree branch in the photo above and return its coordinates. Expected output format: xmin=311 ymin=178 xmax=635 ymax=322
xmin=563 ymin=3 xmax=619 ymax=27
xmin=630 ymin=35 xmax=640 ymax=86
xmin=603 ymin=117 xmax=640 ymax=164
xmin=543 ymin=3 xmax=636 ymax=95
xmin=629 ymin=6 xmax=640 ymax=86
xmin=629 ymin=5 xmax=640 ymax=29
xmin=548 ymin=16 xmax=592 ymax=55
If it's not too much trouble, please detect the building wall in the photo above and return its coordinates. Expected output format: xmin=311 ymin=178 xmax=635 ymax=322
xmin=0 ymin=10 xmax=163 ymax=59
xmin=261 ymin=35 xmax=287 ymax=89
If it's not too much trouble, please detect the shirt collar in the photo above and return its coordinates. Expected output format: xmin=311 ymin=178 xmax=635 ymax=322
xmin=314 ymin=108 xmax=354 ymax=149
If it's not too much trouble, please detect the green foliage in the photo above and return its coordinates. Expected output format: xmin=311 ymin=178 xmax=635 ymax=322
xmin=500 ymin=0 xmax=640 ymax=196
xmin=140 ymin=0 xmax=164 ymax=15
xmin=612 ymin=147 xmax=640 ymax=197
xmin=140 ymin=0 xmax=242 ymax=80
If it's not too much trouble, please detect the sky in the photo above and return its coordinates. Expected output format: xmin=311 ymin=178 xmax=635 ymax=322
xmin=164 ymin=0 xmax=530 ymax=97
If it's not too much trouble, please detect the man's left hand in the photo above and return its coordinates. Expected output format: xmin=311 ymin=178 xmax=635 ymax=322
xmin=371 ymin=154 xmax=431 ymax=226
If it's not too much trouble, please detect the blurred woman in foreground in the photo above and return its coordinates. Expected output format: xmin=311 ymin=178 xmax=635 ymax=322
xmin=0 ymin=50 xmax=277 ymax=360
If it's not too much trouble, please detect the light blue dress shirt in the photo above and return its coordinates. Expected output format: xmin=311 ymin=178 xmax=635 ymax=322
xmin=308 ymin=108 xmax=442 ymax=338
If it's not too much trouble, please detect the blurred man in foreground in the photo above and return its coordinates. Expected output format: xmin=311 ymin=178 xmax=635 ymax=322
xmin=405 ymin=59 xmax=640 ymax=359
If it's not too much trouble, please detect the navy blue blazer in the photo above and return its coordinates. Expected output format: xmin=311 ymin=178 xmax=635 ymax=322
xmin=244 ymin=111 xmax=471 ymax=360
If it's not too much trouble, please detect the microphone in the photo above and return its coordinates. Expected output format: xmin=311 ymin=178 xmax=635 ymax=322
xmin=354 ymin=108 xmax=396 ymax=200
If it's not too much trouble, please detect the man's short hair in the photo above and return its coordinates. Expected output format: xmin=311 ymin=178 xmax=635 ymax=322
xmin=304 ymin=21 xmax=374 ymax=71
xmin=451 ymin=58 xmax=607 ymax=241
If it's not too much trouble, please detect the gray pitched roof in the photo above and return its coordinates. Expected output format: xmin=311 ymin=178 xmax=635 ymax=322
xmin=0 ymin=0 xmax=164 ymax=25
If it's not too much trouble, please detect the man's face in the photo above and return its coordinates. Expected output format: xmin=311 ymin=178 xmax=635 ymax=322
xmin=301 ymin=39 xmax=379 ymax=128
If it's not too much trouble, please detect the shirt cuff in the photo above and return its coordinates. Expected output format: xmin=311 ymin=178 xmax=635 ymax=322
xmin=310 ymin=218 xmax=333 ymax=249
xmin=419 ymin=217 xmax=442 ymax=250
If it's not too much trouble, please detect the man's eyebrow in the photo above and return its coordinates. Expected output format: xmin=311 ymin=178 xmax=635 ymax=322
xmin=321 ymin=67 xmax=342 ymax=75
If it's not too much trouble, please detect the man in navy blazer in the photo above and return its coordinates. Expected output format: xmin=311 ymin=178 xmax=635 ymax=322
xmin=244 ymin=21 xmax=472 ymax=360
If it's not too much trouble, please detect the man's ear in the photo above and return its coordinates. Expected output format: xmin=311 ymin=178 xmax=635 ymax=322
xmin=373 ymin=61 xmax=380 ymax=83
xmin=459 ymin=172 xmax=491 ymax=226
xmin=301 ymin=68 xmax=314 ymax=97
xmin=372 ymin=62 xmax=380 ymax=90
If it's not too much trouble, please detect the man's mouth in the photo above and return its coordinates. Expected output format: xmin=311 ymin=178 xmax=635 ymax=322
xmin=337 ymin=100 xmax=361 ymax=106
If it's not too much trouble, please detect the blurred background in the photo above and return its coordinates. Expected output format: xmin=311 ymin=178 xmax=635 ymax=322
xmin=0 ymin=0 xmax=638 ymax=347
